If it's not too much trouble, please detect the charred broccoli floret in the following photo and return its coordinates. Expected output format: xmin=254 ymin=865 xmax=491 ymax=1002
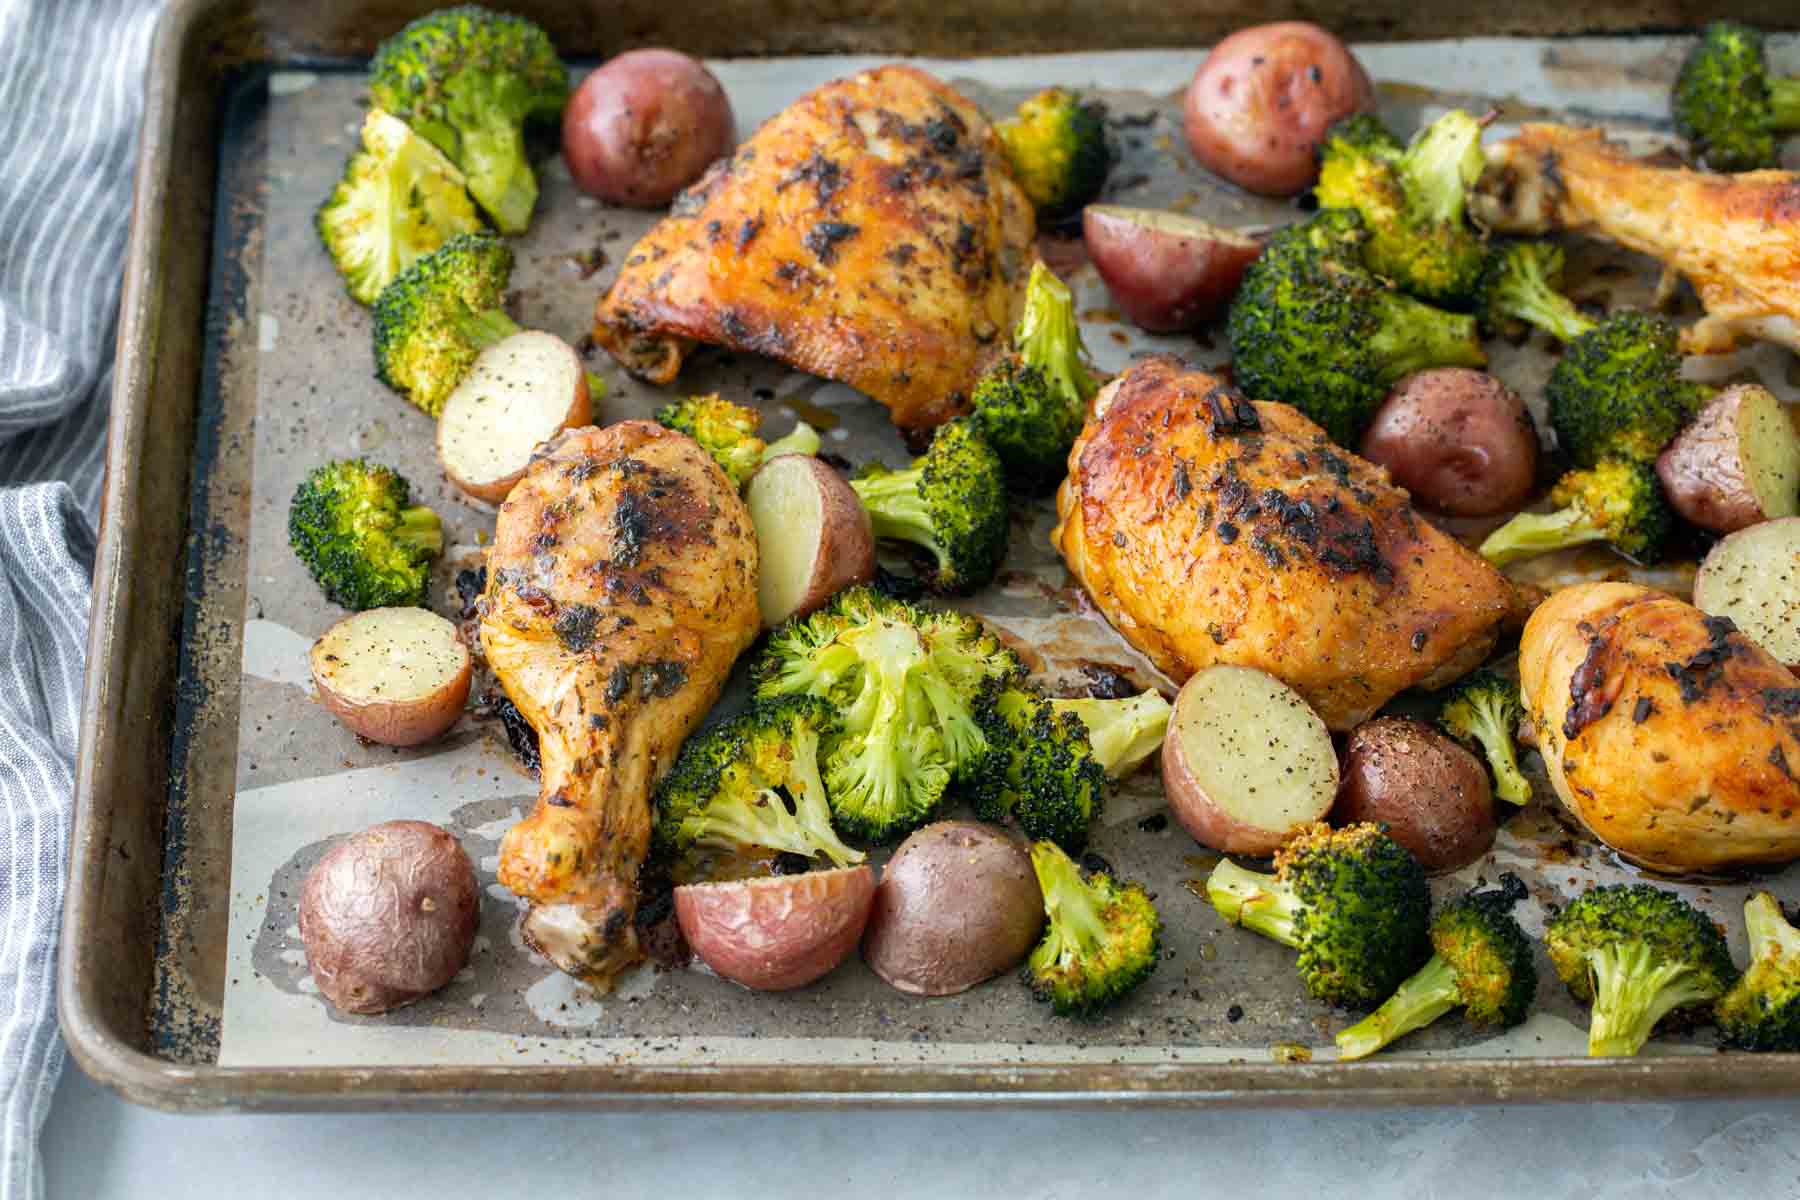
xmin=1473 ymin=240 xmax=1595 ymax=343
xmin=1437 ymin=668 xmax=1531 ymax=807
xmin=1207 ymin=822 xmax=1431 ymax=1008
xmin=1673 ymin=21 xmax=1800 ymax=172
xmin=1226 ymin=208 xmax=1486 ymax=445
xmin=287 ymin=459 xmax=442 ymax=610
xmin=996 ymin=88 xmax=1113 ymax=219
xmin=317 ymin=108 xmax=481 ymax=305
xmin=849 ymin=417 xmax=1009 ymax=595
xmin=656 ymin=394 xmax=820 ymax=487
xmin=752 ymin=586 xmax=1020 ymax=841
xmin=1546 ymin=309 xmax=1709 ymax=468
xmin=369 ymin=5 xmax=569 ymax=233
xmin=969 ymin=262 xmax=1101 ymax=493
xmin=652 ymin=696 xmax=865 ymax=868
xmin=1545 ymin=883 xmax=1737 ymax=1057
xmin=1336 ymin=874 xmax=1537 ymax=1059
xmin=371 ymin=232 xmax=516 ymax=416
xmin=1716 ymin=892 xmax=1800 ymax=1051
xmin=1023 ymin=840 xmax=1160 ymax=1017
xmin=1479 ymin=458 xmax=1672 ymax=567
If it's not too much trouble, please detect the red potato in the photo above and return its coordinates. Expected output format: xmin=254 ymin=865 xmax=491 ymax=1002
xmin=562 ymin=49 xmax=735 ymax=208
xmin=300 ymin=820 xmax=479 ymax=1015
xmin=310 ymin=607 xmax=472 ymax=746
xmin=1693 ymin=517 xmax=1800 ymax=669
xmin=1359 ymin=369 xmax=1540 ymax=517
xmin=675 ymin=865 xmax=875 ymax=991
xmin=1335 ymin=717 xmax=1495 ymax=873
xmin=1183 ymin=22 xmax=1376 ymax=196
xmin=1655 ymin=383 xmax=1800 ymax=535
xmin=1081 ymin=205 xmax=1262 ymax=332
xmin=1161 ymin=665 xmax=1338 ymax=856
xmin=437 ymin=330 xmax=591 ymax=504
xmin=745 ymin=453 xmax=876 ymax=627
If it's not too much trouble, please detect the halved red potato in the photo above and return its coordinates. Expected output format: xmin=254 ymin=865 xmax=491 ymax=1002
xmin=745 ymin=453 xmax=875 ymax=627
xmin=437 ymin=330 xmax=591 ymax=504
xmin=1655 ymin=383 xmax=1800 ymax=535
xmin=1694 ymin=516 xmax=1800 ymax=668
xmin=310 ymin=607 xmax=472 ymax=746
xmin=675 ymin=865 xmax=875 ymax=991
xmin=1162 ymin=664 xmax=1338 ymax=855
xmin=1081 ymin=205 xmax=1262 ymax=332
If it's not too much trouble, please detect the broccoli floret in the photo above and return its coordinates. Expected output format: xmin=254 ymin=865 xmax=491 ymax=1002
xmin=656 ymin=395 xmax=820 ymax=486
xmin=1545 ymin=883 xmax=1736 ymax=1057
xmin=287 ymin=459 xmax=443 ymax=610
xmin=995 ymin=87 xmax=1113 ymax=219
xmin=1716 ymin=892 xmax=1800 ymax=1051
xmin=1052 ymin=690 xmax=1172 ymax=780
xmin=1473 ymin=240 xmax=1597 ymax=344
xmin=848 ymin=417 xmax=1009 ymax=595
xmin=1673 ymin=21 xmax=1800 ymax=172
xmin=369 ymin=5 xmax=569 ymax=233
xmin=1023 ymin=840 xmax=1160 ymax=1017
xmin=1323 ymin=113 xmax=1405 ymax=157
xmin=1437 ymin=668 xmax=1531 ymax=807
xmin=970 ymin=262 xmax=1101 ymax=493
xmin=1479 ymin=458 xmax=1672 ymax=567
xmin=1336 ymin=874 xmax=1537 ymax=1059
xmin=371 ymin=232 xmax=516 ymax=416
xmin=1207 ymin=822 xmax=1431 ymax=1008
xmin=1226 ymin=208 xmax=1486 ymax=445
xmin=317 ymin=109 xmax=482 ymax=305
xmin=752 ymin=586 xmax=1020 ymax=841
xmin=652 ymin=695 xmax=865 ymax=868
xmin=1546 ymin=310 xmax=1710 ymax=468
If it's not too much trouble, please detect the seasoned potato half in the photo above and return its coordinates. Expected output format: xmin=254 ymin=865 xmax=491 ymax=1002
xmin=675 ymin=865 xmax=875 ymax=991
xmin=1655 ymin=384 xmax=1800 ymax=534
xmin=745 ymin=453 xmax=875 ymax=627
xmin=310 ymin=606 xmax=472 ymax=746
xmin=437 ymin=330 xmax=591 ymax=504
xmin=1694 ymin=516 xmax=1800 ymax=668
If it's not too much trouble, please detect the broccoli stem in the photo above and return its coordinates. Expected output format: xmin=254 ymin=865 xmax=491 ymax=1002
xmin=458 ymin=120 xmax=537 ymax=235
xmin=849 ymin=470 xmax=944 ymax=570
xmin=762 ymin=422 xmax=821 ymax=461
xmin=1206 ymin=858 xmax=1304 ymax=949
xmin=1367 ymin=291 xmax=1486 ymax=385
xmin=1478 ymin=505 xmax=1605 ymax=567
xmin=1462 ymin=694 xmax=1532 ymax=807
xmin=1051 ymin=691 xmax=1172 ymax=779
xmin=1769 ymin=76 xmax=1800 ymax=132
xmin=392 ymin=505 xmax=445 ymax=557
xmin=1034 ymin=841 xmax=1108 ymax=956
xmin=1585 ymin=941 xmax=1720 ymax=1057
xmin=1016 ymin=262 xmax=1099 ymax=409
xmin=1335 ymin=954 xmax=1462 ymax=1060
xmin=1498 ymin=262 xmax=1598 ymax=345
xmin=1400 ymin=111 xmax=1484 ymax=225
xmin=1745 ymin=892 xmax=1800 ymax=963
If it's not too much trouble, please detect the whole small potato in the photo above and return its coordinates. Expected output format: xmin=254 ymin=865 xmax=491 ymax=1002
xmin=1336 ymin=717 xmax=1496 ymax=873
xmin=862 ymin=821 xmax=1044 ymax=996
xmin=300 ymin=820 xmax=479 ymax=1015
xmin=1359 ymin=369 xmax=1539 ymax=517
xmin=1183 ymin=22 xmax=1375 ymax=196
xmin=562 ymin=48 xmax=735 ymax=207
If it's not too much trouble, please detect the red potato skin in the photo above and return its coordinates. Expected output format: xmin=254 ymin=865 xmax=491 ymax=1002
xmin=1183 ymin=22 xmax=1376 ymax=196
xmin=562 ymin=49 xmax=735 ymax=208
xmin=1335 ymin=718 xmax=1496 ymax=873
xmin=1655 ymin=386 xmax=1768 ymax=534
xmin=1082 ymin=206 xmax=1262 ymax=332
xmin=675 ymin=866 xmax=874 ymax=991
xmin=1359 ymin=369 xmax=1539 ymax=518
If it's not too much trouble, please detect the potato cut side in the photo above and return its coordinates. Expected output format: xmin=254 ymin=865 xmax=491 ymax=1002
xmin=745 ymin=454 xmax=875 ymax=627
xmin=1694 ymin=517 xmax=1800 ymax=668
xmin=310 ymin=606 xmax=472 ymax=746
xmin=437 ymin=330 xmax=590 ymax=504
xmin=1736 ymin=389 xmax=1800 ymax=520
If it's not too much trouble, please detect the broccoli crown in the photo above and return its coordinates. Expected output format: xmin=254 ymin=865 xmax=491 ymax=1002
xmin=371 ymin=232 xmax=517 ymax=417
xmin=317 ymin=108 xmax=481 ymax=305
xmin=1207 ymin=822 xmax=1431 ymax=1008
xmin=996 ymin=87 xmax=1113 ymax=218
xmin=370 ymin=5 xmax=568 ymax=233
xmin=1324 ymin=113 xmax=1405 ymax=157
xmin=1226 ymin=208 xmax=1486 ymax=445
xmin=1672 ymin=22 xmax=1800 ymax=172
xmin=1437 ymin=668 xmax=1531 ymax=807
xmin=752 ymin=586 xmax=1020 ymax=841
xmin=970 ymin=682 xmax=1108 ymax=852
xmin=656 ymin=394 xmax=767 ymax=487
xmin=1479 ymin=458 xmax=1672 ymax=568
xmin=652 ymin=695 xmax=865 ymax=869
xmin=1545 ymin=883 xmax=1737 ymax=1057
xmin=1716 ymin=891 xmax=1800 ymax=1052
xmin=848 ymin=417 xmax=1009 ymax=595
xmin=1474 ymin=240 xmax=1597 ymax=344
xmin=287 ymin=458 xmax=443 ymax=610
xmin=1023 ymin=840 xmax=1160 ymax=1017
xmin=1546 ymin=310 xmax=1708 ymax=468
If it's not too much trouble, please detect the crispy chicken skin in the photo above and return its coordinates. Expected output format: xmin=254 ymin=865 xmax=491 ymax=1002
xmin=1473 ymin=122 xmax=1800 ymax=354
xmin=480 ymin=421 xmax=759 ymax=988
xmin=1051 ymin=357 xmax=1522 ymax=730
xmin=1520 ymin=581 xmax=1800 ymax=872
xmin=593 ymin=65 xmax=1036 ymax=433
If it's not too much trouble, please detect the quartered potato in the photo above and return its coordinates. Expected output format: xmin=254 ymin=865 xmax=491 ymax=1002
xmin=1656 ymin=384 xmax=1800 ymax=534
xmin=309 ymin=606 xmax=472 ymax=746
xmin=437 ymin=330 xmax=591 ymax=504
xmin=745 ymin=453 xmax=875 ymax=627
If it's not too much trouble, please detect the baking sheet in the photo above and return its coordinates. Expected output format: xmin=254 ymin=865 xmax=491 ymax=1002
xmin=215 ymin=43 xmax=1797 ymax=1069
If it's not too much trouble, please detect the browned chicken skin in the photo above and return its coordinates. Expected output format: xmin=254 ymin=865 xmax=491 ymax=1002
xmin=1473 ymin=122 xmax=1800 ymax=354
xmin=1052 ymin=357 xmax=1525 ymax=730
xmin=593 ymin=65 xmax=1037 ymax=433
xmin=480 ymin=422 xmax=759 ymax=988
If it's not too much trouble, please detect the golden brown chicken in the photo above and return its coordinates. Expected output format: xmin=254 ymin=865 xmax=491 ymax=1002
xmin=1520 ymin=581 xmax=1800 ymax=872
xmin=593 ymin=65 xmax=1036 ymax=433
xmin=1052 ymin=356 xmax=1524 ymax=730
xmin=1473 ymin=122 xmax=1800 ymax=354
xmin=480 ymin=421 xmax=759 ymax=988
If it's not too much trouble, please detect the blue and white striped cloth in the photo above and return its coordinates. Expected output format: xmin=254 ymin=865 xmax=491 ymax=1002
xmin=0 ymin=1 xmax=161 ymax=1195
